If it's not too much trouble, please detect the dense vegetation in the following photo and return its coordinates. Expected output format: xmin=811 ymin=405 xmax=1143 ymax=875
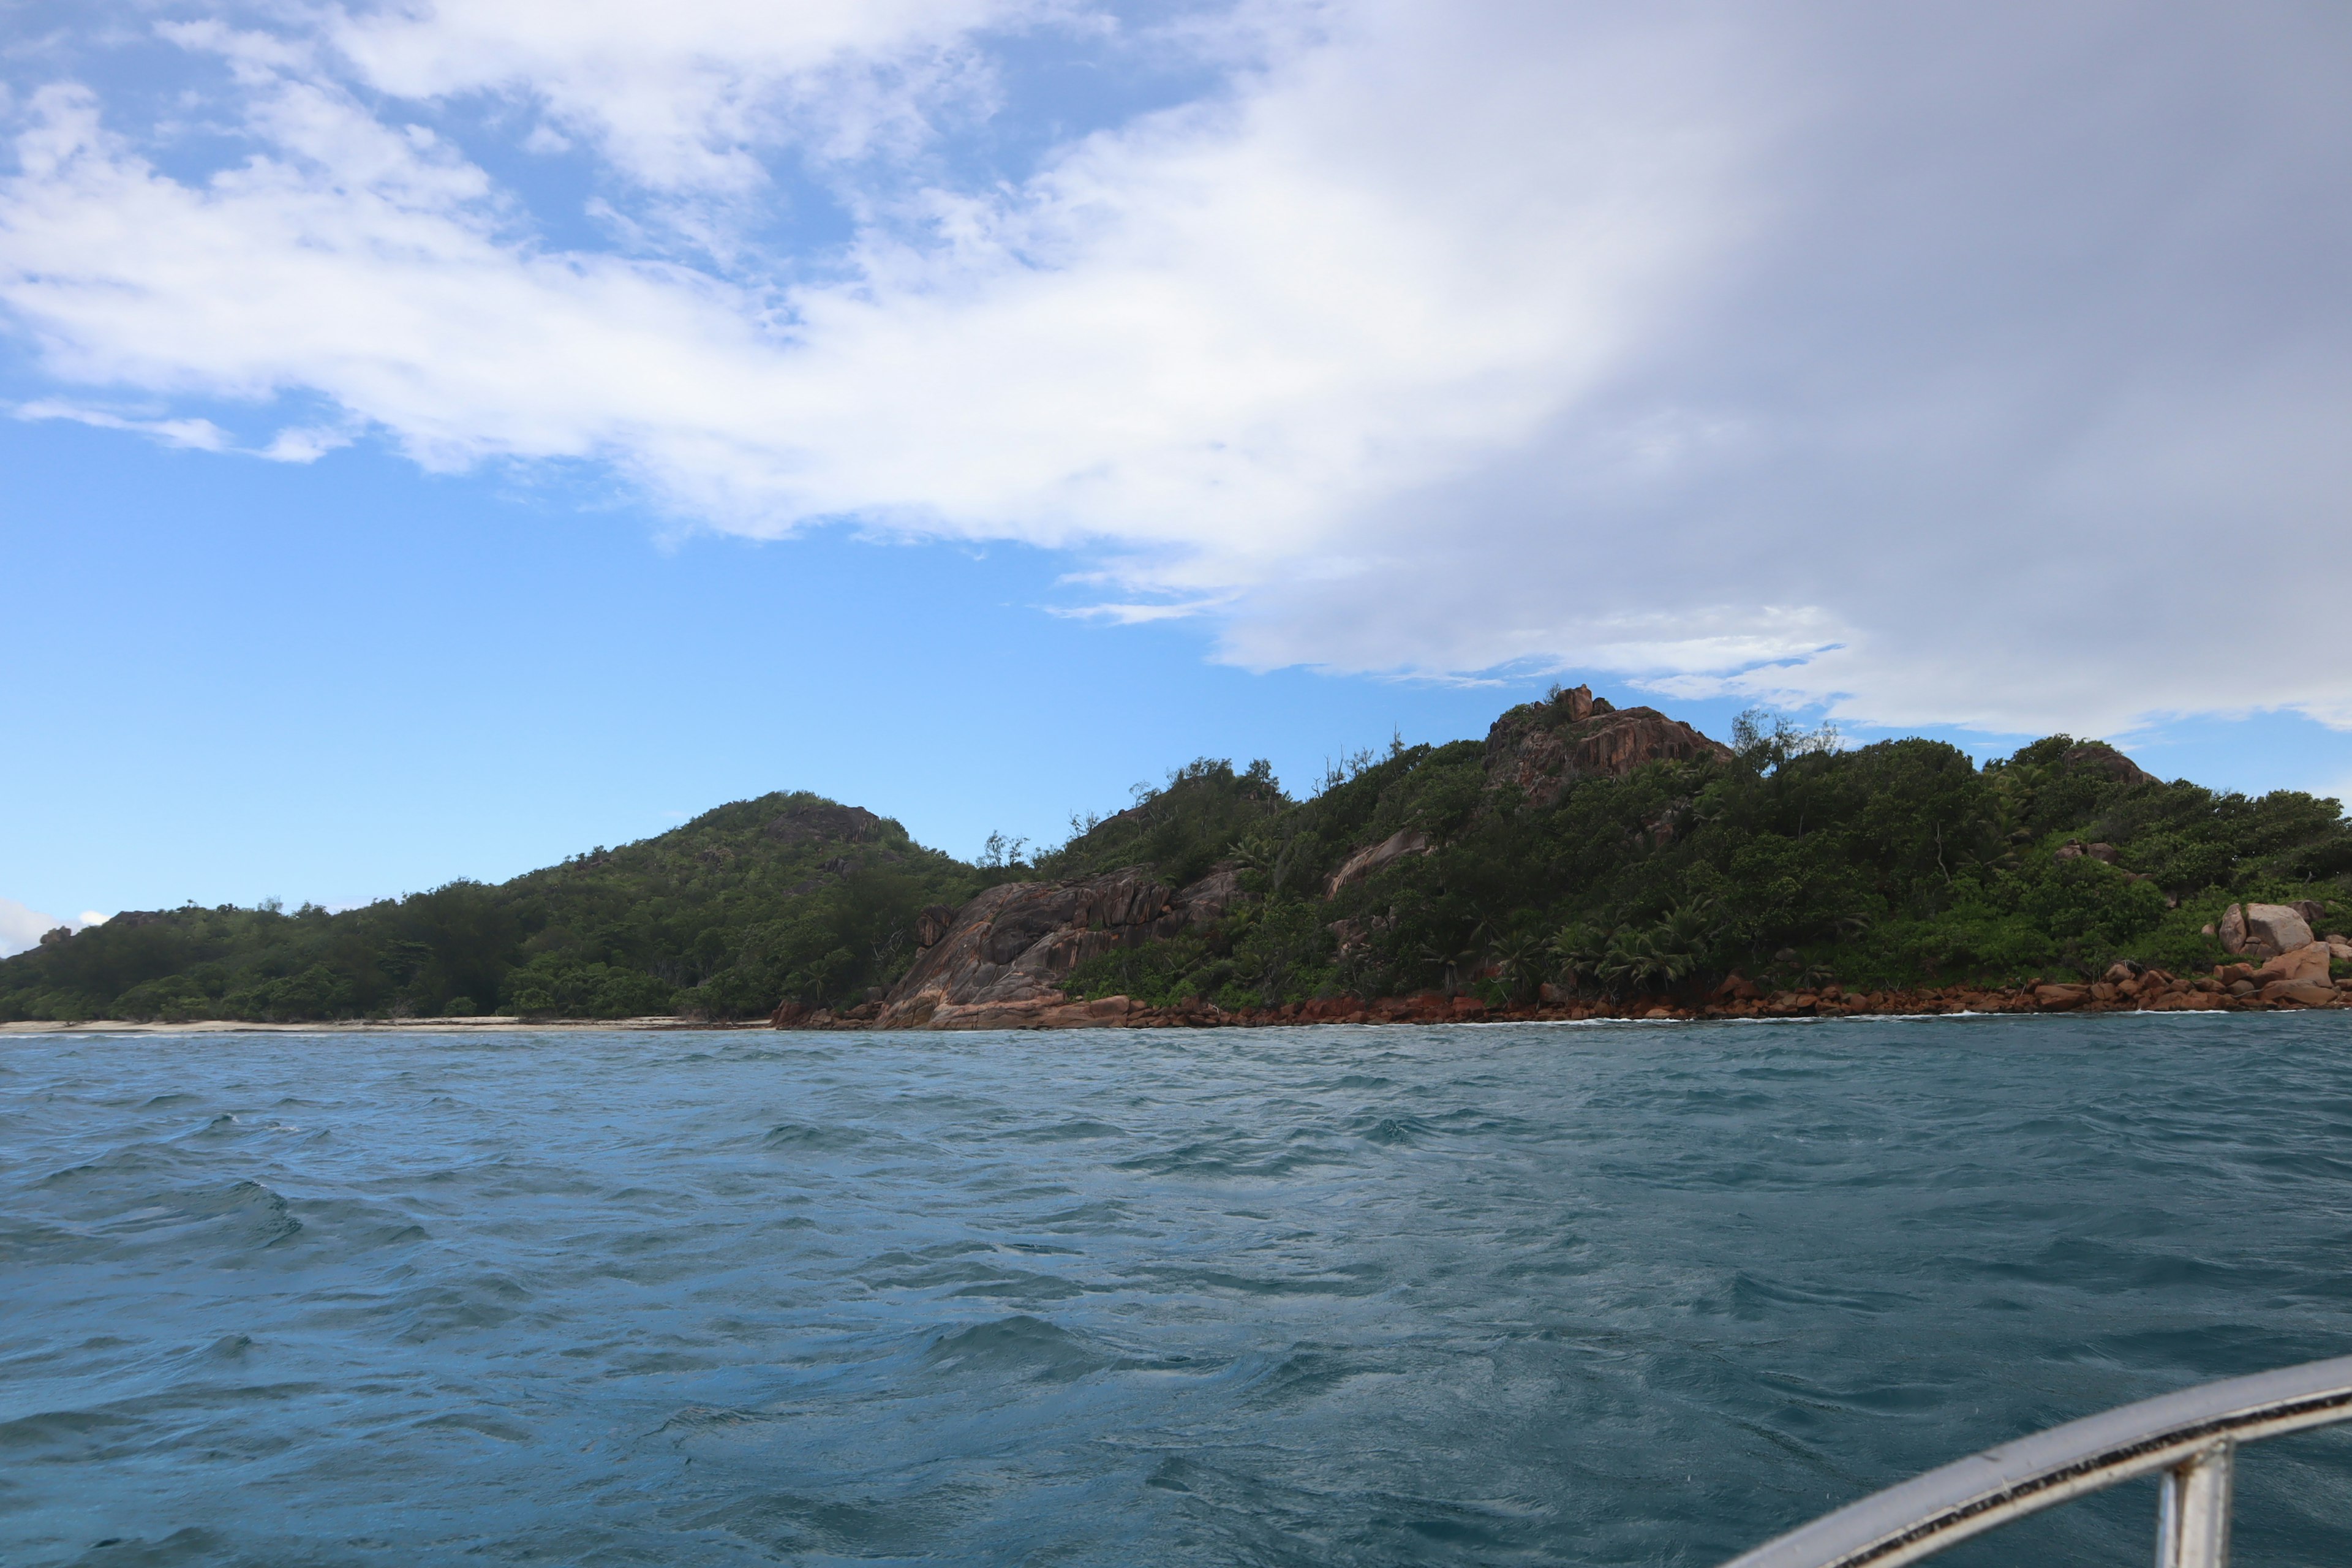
xmin=0 ymin=796 xmax=983 ymax=1023
xmin=1053 ymin=712 xmax=2352 ymax=1011
xmin=7 ymin=703 xmax=2347 ymax=1023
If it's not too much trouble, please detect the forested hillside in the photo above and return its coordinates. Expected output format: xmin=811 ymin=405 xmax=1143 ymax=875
xmin=0 ymin=797 xmax=981 ymax=1023
xmin=6 ymin=693 xmax=2346 ymax=1024
xmin=1049 ymin=709 xmax=2350 ymax=1011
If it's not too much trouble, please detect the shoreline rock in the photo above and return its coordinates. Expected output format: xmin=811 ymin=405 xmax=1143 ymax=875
xmin=18 ymin=971 xmax=2346 ymax=1037
xmin=772 ymin=965 xmax=2347 ymax=1030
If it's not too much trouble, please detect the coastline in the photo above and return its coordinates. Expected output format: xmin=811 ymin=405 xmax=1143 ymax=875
xmin=0 ymin=1016 xmax=718 ymax=1036
xmin=6 ymin=974 xmax=2345 ymax=1036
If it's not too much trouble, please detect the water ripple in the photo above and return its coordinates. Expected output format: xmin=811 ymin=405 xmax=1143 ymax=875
xmin=5 ymin=1015 xmax=2352 ymax=1564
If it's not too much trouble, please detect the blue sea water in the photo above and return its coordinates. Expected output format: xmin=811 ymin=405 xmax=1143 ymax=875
xmin=6 ymin=1015 xmax=2352 ymax=1567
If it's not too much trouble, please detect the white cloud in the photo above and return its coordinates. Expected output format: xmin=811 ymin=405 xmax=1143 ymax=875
xmin=13 ymin=394 xmax=349 ymax=460
xmin=0 ymin=8 xmax=1729 ymax=538
xmin=0 ymin=898 xmax=100 ymax=959
xmin=15 ymin=397 xmax=230 ymax=450
xmin=1 ymin=1 xmax=2348 ymax=739
xmin=329 ymin=0 xmax=1052 ymax=190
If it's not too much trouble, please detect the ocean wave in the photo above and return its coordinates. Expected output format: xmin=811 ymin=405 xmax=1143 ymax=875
xmin=10 ymin=1015 xmax=2352 ymax=1564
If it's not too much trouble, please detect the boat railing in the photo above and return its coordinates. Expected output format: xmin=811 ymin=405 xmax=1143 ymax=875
xmin=1718 ymin=1355 xmax=2352 ymax=1568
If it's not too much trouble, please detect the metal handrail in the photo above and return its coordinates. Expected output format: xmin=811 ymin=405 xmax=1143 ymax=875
xmin=1719 ymin=1355 xmax=2352 ymax=1568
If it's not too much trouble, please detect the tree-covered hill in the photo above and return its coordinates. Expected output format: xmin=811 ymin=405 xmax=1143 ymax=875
xmin=0 ymin=795 xmax=984 ymax=1023
xmin=1046 ymin=704 xmax=2351 ymax=1011
xmin=7 ymin=696 xmax=2348 ymax=1025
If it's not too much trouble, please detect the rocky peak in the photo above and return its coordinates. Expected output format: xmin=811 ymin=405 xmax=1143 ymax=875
xmin=764 ymin=802 xmax=883 ymax=845
xmin=1482 ymin=685 xmax=1733 ymax=809
xmin=2060 ymin=742 xmax=2157 ymax=788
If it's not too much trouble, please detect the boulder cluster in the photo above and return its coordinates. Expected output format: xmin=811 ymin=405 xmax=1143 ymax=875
xmin=2207 ymin=899 xmax=2328 ymax=956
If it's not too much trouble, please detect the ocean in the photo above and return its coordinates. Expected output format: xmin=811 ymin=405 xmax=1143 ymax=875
xmin=6 ymin=1015 xmax=2351 ymax=1566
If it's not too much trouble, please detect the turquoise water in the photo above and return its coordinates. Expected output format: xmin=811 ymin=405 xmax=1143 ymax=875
xmin=6 ymin=1016 xmax=2352 ymax=1566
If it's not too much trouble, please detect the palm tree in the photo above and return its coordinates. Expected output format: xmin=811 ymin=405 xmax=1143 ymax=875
xmin=1550 ymin=921 xmax=1610 ymax=992
xmin=1591 ymin=900 xmax=1720 ymax=996
xmin=1486 ymin=927 xmax=1554 ymax=1003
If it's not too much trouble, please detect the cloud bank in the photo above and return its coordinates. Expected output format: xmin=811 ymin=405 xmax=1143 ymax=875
xmin=2 ymin=1 xmax=2346 ymax=737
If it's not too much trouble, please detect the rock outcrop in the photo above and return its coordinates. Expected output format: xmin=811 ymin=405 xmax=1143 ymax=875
xmin=764 ymin=802 xmax=883 ymax=844
xmin=878 ymin=867 xmax=1243 ymax=1028
xmin=1482 ymin=685 xmax=1733 ymax=809
xmin=1324 ymin=828 xmax=1431 ymax=898
xmin=2059 ymin=742 xmax=2157 ymax=788
xmin=2218 ymin=902 xmax=2314 ymax=958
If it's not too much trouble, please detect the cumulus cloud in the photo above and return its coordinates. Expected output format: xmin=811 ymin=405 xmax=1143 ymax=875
xmin=0 ymin=898 xmax=102 ymax=959
xmin=1 ymin=0 xmax=2346 ymax=738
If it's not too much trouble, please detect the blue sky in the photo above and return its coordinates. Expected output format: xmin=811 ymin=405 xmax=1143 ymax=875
xmin=3 ymin=1 xmax=2349 ymax=950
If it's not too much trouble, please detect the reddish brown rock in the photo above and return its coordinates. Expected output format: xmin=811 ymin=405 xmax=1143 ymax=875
xmin=2254 ymin=943 xmax=2332 ymax=986
xmin=1481 ymin=685 xmax=1733 ymax=809
xmin=880 ymin=867 xmax=1243 ymax=1028
xmin=2147 ymin=989 xmax=2221 ymax=1011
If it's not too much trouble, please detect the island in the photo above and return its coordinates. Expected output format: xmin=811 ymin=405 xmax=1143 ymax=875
xmin=6 ymin=690 xmax=2346 ymax=1027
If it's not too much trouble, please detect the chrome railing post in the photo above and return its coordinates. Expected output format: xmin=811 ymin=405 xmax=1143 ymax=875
xmin=2155 ymin=1442 xmax=2234 ymax=1568
xmin=1716 ymin=1355 xmax=2352 ymax=1568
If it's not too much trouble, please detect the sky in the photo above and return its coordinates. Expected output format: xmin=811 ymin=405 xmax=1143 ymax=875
xmin=3 ymin=0 xmax=2349 ymax=954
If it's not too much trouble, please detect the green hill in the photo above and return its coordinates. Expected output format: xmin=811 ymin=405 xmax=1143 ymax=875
xmin=6 ymin=696 xmax=2347 ymax=1024
xmin=1044 ymin=712 xmax=2350 ymax=1010
xmin=0 ymin=794 xmax=983 ymax=1023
